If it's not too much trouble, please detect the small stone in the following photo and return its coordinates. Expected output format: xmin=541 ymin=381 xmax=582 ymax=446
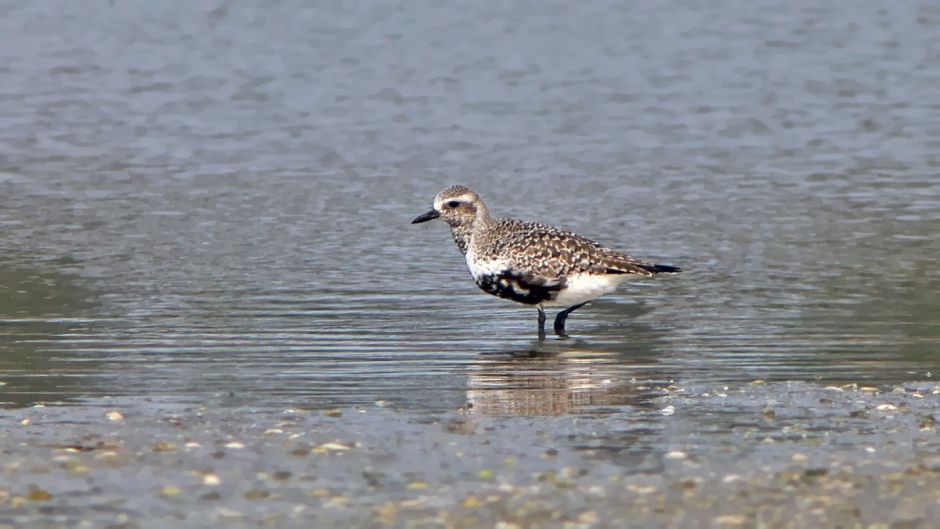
xmin=68 ymin=463 xmax=91 ymax=475
xmin=185 ymin=442 xmax=202 ymax=449
xmin=314 ymin=441 xmax=352 ymax=452
xmin=224 ymin=441 xmax=245 ymax=449
xmin=324 ymin=409 xmax=343 ymax=418
xmin=860 ymin=386 xmax=879 ymax=393
xmin=664 ymin=450 xmax=687 ymax=460
xmin=750 ymin=380 xmax=765 ymax=385
xmin=105 ymin=411 xmax=125 ymax=421
xmin=791 ymin=453 xmax=808 ymax=463
xmin=661 ymin=405 xmax=676 ymax=416
xmin=244 ymin=489 xmax=270 ymax=500
xmin=215 ymin=507 xmax=243 ymax=519
xmin=406 ymin=481 xmax=427 ymax=490
xmin=27 ymin=488 xmax=53 ymax=501
xmin=262 ymin=428 xmax=283 ymax=435
xmin=919 ymin=415 xmax=937 ymax=430
xmin=20 ymin=419 xmax=31 ymax=426
xmin=158 ymin=486 xmax=182 ymax=497
xmin=152 ymin=442 xmax=177 ymax=453
xmin=713 ymin=514 xmax=748 ymax=527
xmin=864 ymin=446 xmax=876 ymax=453
xmin=875 ymin=403 xmax=897 ymax=411
xmin=461 ymin=496 xmax=483 ymax=508
xmin=202 ymin=473 xmax=221 ymax=486
xmin=626 ymin=483 xmax=657 ymax=494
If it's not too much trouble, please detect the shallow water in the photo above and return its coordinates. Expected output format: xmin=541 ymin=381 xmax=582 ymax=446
xmin=1 ymin=1 xmax=939 ymax=411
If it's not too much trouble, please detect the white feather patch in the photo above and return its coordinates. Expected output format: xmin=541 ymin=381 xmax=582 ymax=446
xmin=544 ymin=273 xmax=630 ymax=307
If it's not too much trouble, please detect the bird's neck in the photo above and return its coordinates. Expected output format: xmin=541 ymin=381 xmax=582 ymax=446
xmin=450 ymin=207 xmax=493 ymax=256
xmin=450 ymin=223 xmax=473 ymax=255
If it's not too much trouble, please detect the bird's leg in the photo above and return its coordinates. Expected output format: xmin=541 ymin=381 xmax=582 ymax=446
xmin=537 ymin=306 xmax=546 ymax=340
xmin=553 ymin=301 xmax=591 ymax=337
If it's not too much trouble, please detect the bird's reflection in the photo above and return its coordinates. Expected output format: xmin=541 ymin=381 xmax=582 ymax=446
xmin=465 ymin=307 xmax=671 ymax=416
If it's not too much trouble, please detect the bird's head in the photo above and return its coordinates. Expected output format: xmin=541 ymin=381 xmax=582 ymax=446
xmin=411 ymin=185 xmax=487 ymax=227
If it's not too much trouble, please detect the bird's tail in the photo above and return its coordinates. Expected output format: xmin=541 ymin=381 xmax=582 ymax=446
xmin=640 ymin=263 xmax=682 ymax=274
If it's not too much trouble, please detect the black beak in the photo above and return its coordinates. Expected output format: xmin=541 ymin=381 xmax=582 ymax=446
xmin=411 ymin=209 xmax=440 ymax=224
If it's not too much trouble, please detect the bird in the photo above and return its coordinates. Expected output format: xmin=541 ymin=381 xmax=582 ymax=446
xmin=411 ymin=185 xmax=681 ymax=338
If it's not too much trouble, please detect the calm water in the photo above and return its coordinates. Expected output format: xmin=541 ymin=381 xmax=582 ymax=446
xmin=1 ymin=1 xmax=938 ymax=412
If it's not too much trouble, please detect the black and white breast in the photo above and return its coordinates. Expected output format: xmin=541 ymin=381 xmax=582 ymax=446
xmin=466 ymin=258 xmax=565 ymax=305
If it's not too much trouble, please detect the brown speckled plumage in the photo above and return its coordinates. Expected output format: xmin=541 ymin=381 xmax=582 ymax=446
xmin=471 ymin=217 xmax=660 ymax=280
xmin=412 ymin=185 xmax=680 ymax=336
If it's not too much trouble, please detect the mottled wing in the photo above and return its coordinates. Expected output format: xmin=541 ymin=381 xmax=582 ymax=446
xmin=485 ymin=219 xmax=655 ymax=280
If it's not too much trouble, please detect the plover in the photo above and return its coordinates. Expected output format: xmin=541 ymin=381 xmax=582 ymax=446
xmin=412 ymin=185 xmax=681 ymax=338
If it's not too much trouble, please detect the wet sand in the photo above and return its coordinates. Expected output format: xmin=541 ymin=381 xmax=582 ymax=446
xmin=2 ymin=381 xmax=937 ymax=529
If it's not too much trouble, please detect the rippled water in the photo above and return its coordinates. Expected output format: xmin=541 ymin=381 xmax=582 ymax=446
xmin=1 ymin=1 xmax=938 ymax=411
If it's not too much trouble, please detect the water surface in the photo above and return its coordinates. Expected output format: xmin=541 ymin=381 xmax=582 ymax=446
xmin=1 ymin=1 xmax=938 ymax=411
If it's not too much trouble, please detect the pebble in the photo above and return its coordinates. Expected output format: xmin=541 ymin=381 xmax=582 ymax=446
xmin=158 ymin=486 xmax=182 ymax=497
xmin=626 ymin=483 xmax=657 ymax=494
xmin=660 ymin=405 xmax=676 ymax=416
xmin=664 ymin=450 xmax=687 ymax=460
xmin=713 ymin=514 xmax=748 ymax=527
xmin=224 ymin=441 xmax=245 ymax=449
xmin=152 ymin=442 xmax=177 ymax=453
xmin=105 ymin=410 xmax=125 ymax=421
xmin=202 ymin=473 xmax=221 ymax=486
xmin=314 ymin=441 xmax=353 ymax=452
xmin=27 ymin=488 xmax=52 ymax=501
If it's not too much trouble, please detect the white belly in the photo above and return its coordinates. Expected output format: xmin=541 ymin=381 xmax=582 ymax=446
xmin=543 ymin=273 xmax=628 ymax=307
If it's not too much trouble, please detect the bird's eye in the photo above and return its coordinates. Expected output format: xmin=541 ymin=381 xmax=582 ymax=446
xmin=447 ymin=200 xmax=461 ymax=208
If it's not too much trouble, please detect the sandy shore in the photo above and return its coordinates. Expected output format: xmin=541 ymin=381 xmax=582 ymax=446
xmin=1 ymin=381 xmax=938 ymax=529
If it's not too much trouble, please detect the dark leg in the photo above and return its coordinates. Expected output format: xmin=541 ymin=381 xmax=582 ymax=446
xmin=537 ymin=306 xmax=546 ymax=340
xmin=553 ymin=301 xmax=591 ymax=337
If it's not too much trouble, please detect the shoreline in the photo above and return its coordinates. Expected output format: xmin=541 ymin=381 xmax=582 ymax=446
xmin=1 ymin=381 xmax=938 ymax=528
